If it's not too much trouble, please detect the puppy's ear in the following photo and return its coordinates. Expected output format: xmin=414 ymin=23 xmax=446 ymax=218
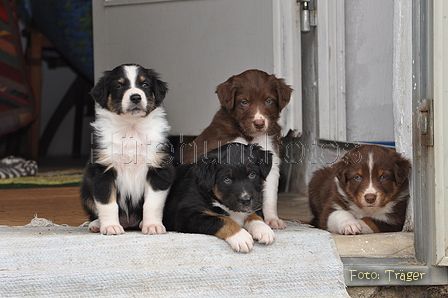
xmin=143 ymin=68 xmax=168 ymax=105
xmin=251 ymin=146 xmax=273 ymax=180
xmin=152 ymin=77 xmax=168 ymax=105
xmin=259 ymin=157 xmax=273 ymax=181
xmin=216 ymin=79 xmax=237 ymax=112
xmin=90 ymin=72 xmax=111 ymax=108
xmin=191 ymin=162 xmax=216 ymax=192
xmin=334 ymin=160 xmax=348 ymax=185
xmin=275 ymin=77 xmax=293 ymax=111
xmin=394 ymin=156 xmax=411 ymax=186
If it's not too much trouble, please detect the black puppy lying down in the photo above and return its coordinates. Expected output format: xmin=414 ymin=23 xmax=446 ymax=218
xmin=163 ymin=143 xmax=274 ymax=253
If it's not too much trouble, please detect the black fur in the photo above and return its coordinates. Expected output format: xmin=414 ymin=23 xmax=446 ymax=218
xmin=80 ymin=64 xmax=174 ymax=234
xmin=81 ymin=164 xmax=116 ymax=206
xmin=147 ymin=149 xmax=176 ymax=191
xmin=163 ymin=143 xmax=272 ymax=235
xmin=90 ymin=63 xmax=168 ymax=115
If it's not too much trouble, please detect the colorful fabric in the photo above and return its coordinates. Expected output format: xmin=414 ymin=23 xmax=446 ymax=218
xmin=25 ymin=0 xmax=93 ymax=80
xmin=0 ymin=0 xmax=35 ymax=136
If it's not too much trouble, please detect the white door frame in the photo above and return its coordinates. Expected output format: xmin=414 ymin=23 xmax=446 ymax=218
xmin=273 ymin=0 xmax=303 ymax=137
xmin=316 ymin=0 xmax=346 ymax=141
xmin=432 ymin=0 xmax=448 ymax=266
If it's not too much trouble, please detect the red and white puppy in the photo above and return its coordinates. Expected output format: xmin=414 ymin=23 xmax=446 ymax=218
xmin=182 ymin=69 xmax=293 ymax=229
xmin=308 ymin=144 xmax=411 ymax=235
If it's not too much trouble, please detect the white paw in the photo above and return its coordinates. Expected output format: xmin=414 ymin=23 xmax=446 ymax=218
xmin=226 ymin=229 xmax=254 ymax=253
xmin=327 ymin=210 xmax=363 ymax=235
xmin=140 ymin=222 xmax=166 ymax=235
xmin=100 ymin=224 xmax=125 ymax=235
xmin=247 ymin=221 xmax=275 ymax=245
xmin=265 ymin=217 xmax=287 ymax=230
xmin=88 ymin=219 xmax=100 ymax=233
xmin=339 ymin=219 xmax=362 ymax=235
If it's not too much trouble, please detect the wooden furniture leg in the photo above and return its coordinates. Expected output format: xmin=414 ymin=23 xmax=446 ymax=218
xmin=27 ymin=29 xmax=52 ymax=161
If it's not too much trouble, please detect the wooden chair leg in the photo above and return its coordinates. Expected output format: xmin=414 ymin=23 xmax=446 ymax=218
xmin=72 ymin=76 xmax=92 ymax=159
xmin=27 ymin=29 xmax=43 ymax=161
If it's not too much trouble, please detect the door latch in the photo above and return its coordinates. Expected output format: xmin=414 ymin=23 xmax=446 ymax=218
xmin=299 ymin=0 xmax=316 ymax=32
xmin=420 ymin=99 xmax=433 ymax=147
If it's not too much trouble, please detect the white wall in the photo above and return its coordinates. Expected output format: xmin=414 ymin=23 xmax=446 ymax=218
xmin=93 ymin=0 xmax=276 ymax=136
xmin=345 ymin=0 xmax=395 ymax=143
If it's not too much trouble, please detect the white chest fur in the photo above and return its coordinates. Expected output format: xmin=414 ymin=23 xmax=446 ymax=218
xmin=92 ymin=106 xmax=170 ymax=203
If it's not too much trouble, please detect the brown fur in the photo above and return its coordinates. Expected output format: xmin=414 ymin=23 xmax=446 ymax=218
xmin=308 ymin=145 xmax=411 ymax=234
xmin=214 ymin=215 xmax=244 ymax=240
xmin=244 ymin=212 xmax=264 ymax=225
xmin=182 ymin=69 xmax=293 ymax=164
xmin=359 ymin=217 xmax=381 ymax=233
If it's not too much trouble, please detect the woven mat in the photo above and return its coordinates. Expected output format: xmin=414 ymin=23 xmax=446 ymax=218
xmin=0 ymin=169 xmax=83 ymax=189
xmin=0 ymin=221 xmax=348 ymax=297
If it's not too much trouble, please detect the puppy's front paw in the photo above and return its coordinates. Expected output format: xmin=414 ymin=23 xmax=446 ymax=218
xmin=339 ymin=219 xmax=362 ymax=235
xmin=140 ymin=222 xmax=166 ymax=235
xmin=88 ymin=219 xmax=100 ymax=233
xmin=100 ymin=225 xmax=125 ymax=235
xmin=247 ymin=221 xmax=275 ymax=245
xmin=226 ymin=229 xmax=254 ymax=253
xmin=265 ymin=217 xmax=287 ymax=230
xmin=327 ymin=210 xmax=362 ymax=235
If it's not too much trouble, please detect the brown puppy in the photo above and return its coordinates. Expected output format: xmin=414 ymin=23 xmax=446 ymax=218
xmin=308 ymin=144 xmax=411 ymax=234
xmin=182 ymin=69 xmax=293 ymax=229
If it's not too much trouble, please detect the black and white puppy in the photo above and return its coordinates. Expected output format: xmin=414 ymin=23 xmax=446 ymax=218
xmin=81 ymin=64 xmax=174 ymax=235
xmin=163 ymin=143 xmax=275 ymax=253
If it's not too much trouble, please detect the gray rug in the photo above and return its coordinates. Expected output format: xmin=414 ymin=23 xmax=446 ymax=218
xmin=0 ymin=220 xmax=348 ymax=297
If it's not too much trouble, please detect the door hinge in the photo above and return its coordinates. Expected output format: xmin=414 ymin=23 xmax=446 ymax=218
xmin=420 ymin=99 xmax=434 ymax=147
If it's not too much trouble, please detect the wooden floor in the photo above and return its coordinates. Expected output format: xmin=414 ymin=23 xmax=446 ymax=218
xmin=0 ymin=187 xmax=87 ymax=226
xmin=0 ymin=187 xmax=311 ymax=227
xmin=0 ymin=155 xmax=311 ymax=227
xmin=0 ymin=187 xmax=416 ymax=260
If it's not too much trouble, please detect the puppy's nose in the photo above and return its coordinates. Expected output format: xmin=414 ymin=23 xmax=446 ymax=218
xmin=364 ymin=194 xmax=377 ymax=204
xmin=254 ymin=119 xmax=265 ymax=129
xmin=240 ymin=194 xmax=252 ymax=202
xmin=130 ymin=94 xmax=141 ymax=104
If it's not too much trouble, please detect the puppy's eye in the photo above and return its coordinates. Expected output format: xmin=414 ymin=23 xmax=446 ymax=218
xmin=223 ymin=177 xmax=233 ymax=184
xmin=380 ymin=174 xmax=388 ymax=180
xmin=241 ymin=100 xmax=249 ymax=106
xmin=354 ymin=175 xmax=362 ymax=181
xmin=141 ymin=82 xmax=149 ymax=88
xmin=248 ymin=172 xmax=257 ymax=179
xmin=265 ymin=98 xmax=273 ymax=104
xmin=116 ymin=83 xmax=123 ymax=89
